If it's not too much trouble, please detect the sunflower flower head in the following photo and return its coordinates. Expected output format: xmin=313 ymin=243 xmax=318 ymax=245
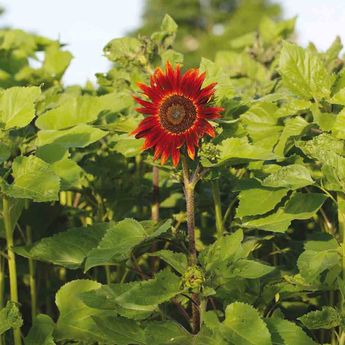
xmin=132 ymin=62 xmax=223 ymax=167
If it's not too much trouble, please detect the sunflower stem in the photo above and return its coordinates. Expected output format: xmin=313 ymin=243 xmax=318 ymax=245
xmin=181 ymin=156 xmax=200 ymax=334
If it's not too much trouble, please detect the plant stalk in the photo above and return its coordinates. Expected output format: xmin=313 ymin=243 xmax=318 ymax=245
xmin=0 ymin=253 xmax=4 ymax=345
xmin=181 ymin=156 xmax=200 ymax=333
xmin=26 ymin=225 xmax=37 ymax=321
xmin=338 ymin=192 xmax=345 ymax=345
xmin=3 ymin=196 xmax=21 ymax=345
xmin=152 ymin=166 xmax=160 ymax=222
xmin=211 ymin=179 xmax=224 ymax=238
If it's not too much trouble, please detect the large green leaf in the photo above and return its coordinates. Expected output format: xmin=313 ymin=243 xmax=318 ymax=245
xmin=242 ymin=193 xmax=327 ymax=232
xmin=15 ymin=223 xmax=110 ymax=269
xmin=24 ymin=314 xmax=55 ymax=345
xmin=84 ymin=219 xmax=171 ymax=271
xmin=92 ymin=316 xmax=145 ymax=345
xmin=266 ymin=317 xmax=317 ymax=345
xmin=82 ymin=269 xmax=181 ymax=315
xmin=36 ymin=123 xmax=107 ymax=148
xmin=211 ymin=137 xmax=277 ymax=167
xmin=236 ymin=188 xmax=288 ymax=218
xmin=144 ymin=321 xmax=223 ymax=345
xmin=36 ymin=92 xmax=131 ymax=130
xmin=262 ymin=164 xmax=314 ymax=190
xmin=0 ymin=86 xmax=41 ymax=129
xmin=279 ymin=41 xmax=333 ymax=100
xmin=298 ymin=307 xmax=341 ymax=329
xmin=5 ymin=156 xmax=60 ymax=202
xmin=220 ymin=302 xmax=272 ymax=345
xmin=54 ymin=279 xmax=113 ymax=343
xmin=297 ymin=248 xmax=340 ymax=285
xmin=0 ymin=301 xmax=23 ymax=335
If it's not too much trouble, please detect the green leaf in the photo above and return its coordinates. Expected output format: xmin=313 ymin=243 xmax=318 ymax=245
xmin=298 ymin=307 xmax=341 ymax=329
xmin=84 ymin=269 xmax=181 ymax=314
xmin=55 ymin=279 xmax=113 ymax=343
xmin=84 ymin=219 xmax=171 ymax=271
xmin=262 ymin=164 xmax=314 ymax=190
xmin=161 ymin=49 xmax=183 ymax=66
xmin=0 ymin=86 xmax=41 ymax=129
xmin=37 ymin=92 xmax=131 ymax=130
xmin=242 ymin=193 xmax=327 ymax=232
xmin=330 ymin=88 xmax=345 ymax=105
xmin=200 ymin=229 xmax=243 ymax=272
xmin=0 ymin=301 xmax=23 ymax=335
xmin=36 ymin=144 xmax=68 ymax=163
xmin=24 ymin=314 xmax=55 ymax=345
xmin=332 ymin=107 xmax=345 ymax=139
xmin=297 ymin=134 xmax=345 ymax=191
xmin=274 ymin=116 xmax=309 ymax=156
xmin=236 ymin=188 xmax=289 ymax=218
xmin=220 ymin=302 xmax=272 ymax=345
xmin=160 ymin=14 xmax=178 ymax=34
xmin=42 ymin=44 xmax=72 ymax=78
xmin=279 ymin=41 xmax=333 ymax=100
xmin=15 ymin=223 xmax=110 ymax=269
xmin=104 ymin=37 xmax=142 ymax=63
xmin=111 ymin=269 xmax=181 ymax=312
xmin=112 ymin=134 xmax=144 ymax=158
xmin=144 ymin=321 xmax=222 ymax=345
xmin=5 ymin=156 xmax=60 ymax=202
xmin=0 ymin=142 xmax=10 ymax=163
xmin=92 ymin=315 xmax=145 ymax=345
xmin=232 ymin=259 xmax=274 ymax=279
xmin=36 ymin=123 xmax=107 ymax=148
xmin=148 ymin=250 xmax=187 ymax=274
xmin=214 ymin=137 xmax=277 ymax=167
xmin=51 ymin=159 xmax=82 ymax=190
xmin=297 ymin=249 xmax=340 ymax=285
xmin=266 ymin=317 xmax=318 ymax=345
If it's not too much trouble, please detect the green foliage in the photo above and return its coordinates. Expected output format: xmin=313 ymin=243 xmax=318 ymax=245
xmin=299 ymin=307 xmax=341 ymax=330
xmin=0 ymin=301 xmax=23 ymax=335
xmin=1 ymin=8 xmax=345 ymax=345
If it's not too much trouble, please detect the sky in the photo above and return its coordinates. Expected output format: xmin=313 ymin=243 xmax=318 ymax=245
xmin=1 ymin=0 xmax=344 ymax=85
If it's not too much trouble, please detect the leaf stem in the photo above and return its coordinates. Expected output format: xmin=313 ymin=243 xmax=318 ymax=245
xmin=211 ymin=179 xmax=225 ymax=238
xmin=181 ymin=156 xmax=200 ymax=333
xmin=3 ymin=195 xmax=21 ymax=345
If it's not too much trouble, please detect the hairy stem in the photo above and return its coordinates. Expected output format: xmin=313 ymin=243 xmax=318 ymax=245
xmin=181 ymin=156 xmax=200 ymax=333
xmin=211 ymin=179 xmax=224 ymax=238
xmin=3 ymin=196 xmax=21 ymax=345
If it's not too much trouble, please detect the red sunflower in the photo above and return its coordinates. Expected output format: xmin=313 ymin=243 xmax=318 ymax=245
xmin=132 ymin=62 xmax=223 ymax=167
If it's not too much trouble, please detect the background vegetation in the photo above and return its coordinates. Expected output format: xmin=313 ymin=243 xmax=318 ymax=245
xmin=0 ymin=1 xmax=345 ymax=345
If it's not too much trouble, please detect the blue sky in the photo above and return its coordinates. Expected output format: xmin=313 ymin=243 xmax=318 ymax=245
xmin=1 ymin=0 xmax=344 ymax=85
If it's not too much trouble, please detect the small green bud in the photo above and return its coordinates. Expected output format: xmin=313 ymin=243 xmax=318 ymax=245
xmin=182 ymin=265 xmax=205 ymax=290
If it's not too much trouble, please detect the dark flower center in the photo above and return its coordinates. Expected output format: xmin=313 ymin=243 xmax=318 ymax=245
xmin=159 ymin=95 xmax=197 ymax=133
